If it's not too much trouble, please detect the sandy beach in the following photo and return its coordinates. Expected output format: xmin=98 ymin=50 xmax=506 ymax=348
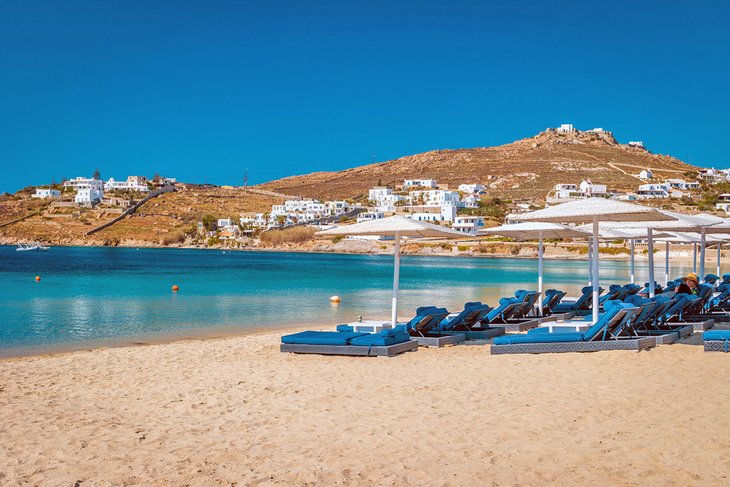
xmin=1 ymin=329 xmax=729 ymax=486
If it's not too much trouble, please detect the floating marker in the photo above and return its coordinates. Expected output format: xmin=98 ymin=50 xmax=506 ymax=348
xmin=35 ymin=276 xmax=41 ymax=282
xmin=329 ymin=295 xmax=341 ymax=303
xmin=172 ymin=285 xmax=180 ymax=292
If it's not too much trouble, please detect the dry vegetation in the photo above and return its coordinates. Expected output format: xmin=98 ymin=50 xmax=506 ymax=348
xmin=259 ymin=226 xmax=316 ymax=246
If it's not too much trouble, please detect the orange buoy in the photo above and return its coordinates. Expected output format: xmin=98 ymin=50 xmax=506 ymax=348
xmin=35 ymin=275 xmax=41 ymax=282
xmin=172 ymin=285 xmax=180 ymax=292
xmin=329 ymin=295 xmax=341 ymax=303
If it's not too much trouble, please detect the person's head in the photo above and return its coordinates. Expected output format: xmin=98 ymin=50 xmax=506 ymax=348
xmin=684 ymin=273 xmax=699 ymax=288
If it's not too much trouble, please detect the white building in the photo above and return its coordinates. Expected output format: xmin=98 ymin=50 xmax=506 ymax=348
xmin=578 ymin=180 xmax=607 ymax=196
xmin=408 ymin=190 xmax=460 ymax=207
xmin=666 ymin=179 xmax=700 ymax=191
xmin=636 ymin=183 xmax=672 ymax=199
xmin=75 ymin=188 xmax=103 ymax=204
xmin=458 ymin=183 xmax=485 ymax=194
xmin=64 ymin=177 xmax=104 ymax=192
xmin=553 ymin=183 xmax=579 ymax=199
xmin=628 ymin=141 xmax=644 ymax=148
xmin=403 ymin=179 xmax=438 ymax=189
xmin=639 ymin=169 xmax=653 ymax=180
xmin=585 ymin=128 xmax=606 ymax=133
xmin=452 ymin=216 xmax=485 ymax=236
xmin=32 ymin=188 xmax=61 ymax=199
xmin=462 ymin=193 xmax=481 ymax=209
xmin=368 ymin=187 xmax=405 ymax=212
xmin=217 ymin=218 xmax=234 ymax=228
xmin=557 ymin=124 xmax=576 ymax=134
xmin=717 ymin=194 xmax=730 ymax=214
xmin=105 ymin=176 xmax=150 ymax=192
xmin=356 ymin=211 xmax=384 ymax=223
xmin=326 ymin=201 xmax=352 ymax=215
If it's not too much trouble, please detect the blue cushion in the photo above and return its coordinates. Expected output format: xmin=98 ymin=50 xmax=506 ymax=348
xmin=350 ymin=331 xmax=410 ymax=346
xmin=281 ymin=331 xmax=368 ymax=345
xmin=493 ymin=332 xmax=584 ymax=345
xmin=703 ymin=330 xmax=730 ymax=341
xmin=336 ymin=324 xmax=354 ymax=332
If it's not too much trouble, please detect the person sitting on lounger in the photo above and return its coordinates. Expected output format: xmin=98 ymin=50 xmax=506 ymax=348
xmin=676 ymin=273 xmax=700 ymax=296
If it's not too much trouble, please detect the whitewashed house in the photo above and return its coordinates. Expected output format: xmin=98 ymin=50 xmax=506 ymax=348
xmin=452 ymin=216 xmax=485 ymax=236
xmin=64 ymin=177 xmax=104 ymax=192
xmin=356 ymin=211 xmax=384 ymax=223
xmin=368 ymin=187 xmax=405 ymax=212
xmin=32 ymin=188 xmax=61 ymax=199
xmin=105 ymin=176 xmax=150 ymax=192
xmin=557 ymin=124 xmax=576 ymax=133
xmin=408 ymin=190 xmax=460 ymax=207
xmin=628 ymin=141 xmax=645 ymax=148
xmin=578 ymin=180 xmax=607 ymax=196
xmin=666 ymin=179 xmax=700 ymax=191
xmin=75 ymin=187 xmax=103 ymax=204
xmin=462 ymin=193 xmax=481 ymax=208
xmin=458 ymin=183 xmax=485 ymax=194
xmin=636 ymin=183 xmax=675 ymax=199
xmin=217 ymin=218 xmax=234 ymax=228
xmin=639 ymin=169 xmax=653 ymax=179
xmin=717 ymin=194 xmax=730 ymax=214
xmin=403 ymin=179 xmax=438 ymax=189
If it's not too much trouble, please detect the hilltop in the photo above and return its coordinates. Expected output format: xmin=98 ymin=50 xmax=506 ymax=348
xmin=257 ymin=127 xmax=698 ymax=201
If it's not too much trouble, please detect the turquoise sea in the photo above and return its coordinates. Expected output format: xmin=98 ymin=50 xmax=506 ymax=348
xmin=0 ymin=246 xmax=691 ymax=356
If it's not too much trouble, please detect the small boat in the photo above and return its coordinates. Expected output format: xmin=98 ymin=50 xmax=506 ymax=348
xmin=16 ymin=242 xmax=50 ymax=252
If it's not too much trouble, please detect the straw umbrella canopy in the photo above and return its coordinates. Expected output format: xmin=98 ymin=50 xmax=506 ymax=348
xmin=511 ymin=198 xmax=674 ymax=323
xmin=481 ymin=222 xmax=591 ymax=298
xmin=316 ymin=216 xmax=463 ymax=327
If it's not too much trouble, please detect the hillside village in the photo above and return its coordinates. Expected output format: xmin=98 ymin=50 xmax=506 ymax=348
xmin=4 ymin=124 xmax=730 ymax=251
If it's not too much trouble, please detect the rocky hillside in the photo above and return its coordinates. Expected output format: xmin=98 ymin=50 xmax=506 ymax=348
xmin=258 ymin=128 xmax=699 ymax=201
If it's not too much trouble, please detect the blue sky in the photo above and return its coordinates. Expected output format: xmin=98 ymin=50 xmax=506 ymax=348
xmin=1 ymin=0 xmax=728 ymax=193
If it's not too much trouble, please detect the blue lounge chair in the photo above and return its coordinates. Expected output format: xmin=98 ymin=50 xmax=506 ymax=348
xmin=513 ymin=290 xmax=542 ymax=318
xmin=439 ymin=302 xmax=505 ymax=340
xmin=705 ymin=274 xmax=720 ymax=285
xmin=703 ymin=330 xmax=730 ymax=352
xmin=281 ymin=324 xmax=417 ymax=357
xmin=404 ymin=306 xmax=464 ymax=347
xmin=542 ymin=289 xmax=567 ymax=315
xmin=553 ymin=286 xmax=603 ymax=315
xmin=622 ymin=295 xmax=692 ymax=343
xmin=481 ymin=296 xmax=543 ymax=332
xmin=491 ymin=301 xmax=655 ymax=354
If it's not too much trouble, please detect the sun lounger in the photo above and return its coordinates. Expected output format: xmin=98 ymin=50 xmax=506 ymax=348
xmin=703 ymin=330 xmax=730 ymax=352
xmin=482 ymin=296 xmax=549 ymax=332
xmin=705 ymin=274 xmax=720 ymax=285
xmin=439 ymin=302 xmax=505 ymax=340
xmin=542 ymin=289 xmax=566 ymax=315
xmin=404 ymin=306 xmax=465 ymax=347
xmin=622 ymin=295 xmax=692 ymax=344
xmin=491 ymin=301 xmax=655 ymax=354
xmin=280 ymin=325 xmax=417 ymax=357
xmin=552 ymin=286 xmax=603 ymax=316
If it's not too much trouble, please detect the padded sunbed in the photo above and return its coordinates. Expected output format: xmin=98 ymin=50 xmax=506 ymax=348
xmin=440 ymin=302 xmax=505 ymax=340
xmin=703 ymin=330 xmax=730 ymax=352
xmin=622 ymin=295 xmax=693 ymax=344
xmin=552 ymin=286 xmax=603 ymax=316
xmin=280 ymin=325 xmax=418 ymax=357
xmin=491 ymin=301 xmax=655 ymax=354
xmin=405 ymin=306 xmax=465 ymax=347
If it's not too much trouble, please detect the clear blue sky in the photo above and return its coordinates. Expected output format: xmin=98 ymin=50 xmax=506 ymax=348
xmin=1 ymin=0 xmax=728 ymax=193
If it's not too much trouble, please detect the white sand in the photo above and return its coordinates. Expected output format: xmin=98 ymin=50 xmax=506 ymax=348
xmin=1 ymin=330 xmax=730 ymax=486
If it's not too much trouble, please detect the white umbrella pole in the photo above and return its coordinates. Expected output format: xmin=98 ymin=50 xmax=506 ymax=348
xmin=630 ymin=239 xmax=635 ymax=284
xmin=587 ymin=240 xmax=593 ymax=286
xmin=592 ymin=218 xmax=600 ymax=324
xmin=717 ymin=243 xmax=722 ymax=278
xmin=700 ymin=229 xmax=706 ymax=278
xmin=665 ymin=241 xmax=670 ymax=286
xmin=693 ymin=243 xmax=697 ymax=273
xmin=538 ymin=231 xmax=544 ymax=317
xmin=391 ymin=233 xmax=401 ymax=328
xmin=647 ymin=228 xmax=655 ymax=298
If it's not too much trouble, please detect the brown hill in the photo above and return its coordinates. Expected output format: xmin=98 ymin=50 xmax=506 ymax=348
xmin=258 ymin=128 xmax=699 ymax=201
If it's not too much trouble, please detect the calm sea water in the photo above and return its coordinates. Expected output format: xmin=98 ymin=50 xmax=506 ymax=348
xmin=0 ymin=246 xmax=692 ymax=356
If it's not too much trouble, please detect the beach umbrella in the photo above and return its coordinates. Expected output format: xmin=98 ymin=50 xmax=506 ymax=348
xmin=316 ymin=216 xmax=463 ymax=327
xmin=481 ymin=222 xmax=591 ymax=302
xmin=596 ymin=211 xmax=724 ymax=296
xmin=511 ymin=198 xmax=674 ymax=323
